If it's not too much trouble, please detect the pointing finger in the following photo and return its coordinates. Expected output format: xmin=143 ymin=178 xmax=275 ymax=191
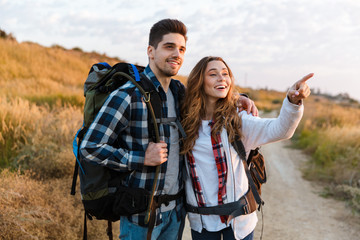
xmin=299 ymin=73 xmax=314 ymax=84
xmin=296 ymin=73 xmax=313 ymax=90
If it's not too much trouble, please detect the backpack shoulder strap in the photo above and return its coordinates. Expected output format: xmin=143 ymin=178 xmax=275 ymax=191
xmin=113 ymin=68 xmax=161 ymax=143
xmin=232 ymin=137 xmax=264 ymax=208
xmin=175 ymin=80 xmax=185 ymax=105
xmin=138 ymin=72 xmax=162 ymax=143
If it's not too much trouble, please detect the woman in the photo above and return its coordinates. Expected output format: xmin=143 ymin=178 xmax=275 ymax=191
xmin=181 ymin=56 xmax=312 ymax=240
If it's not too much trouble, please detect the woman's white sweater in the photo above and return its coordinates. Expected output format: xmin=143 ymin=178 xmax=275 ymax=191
xmin=184 ymin=97 xmax=304 ymax=239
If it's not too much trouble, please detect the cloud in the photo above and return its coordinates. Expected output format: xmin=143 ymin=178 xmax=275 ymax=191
xmin=1 ymin=0 xmax=360 ymax=100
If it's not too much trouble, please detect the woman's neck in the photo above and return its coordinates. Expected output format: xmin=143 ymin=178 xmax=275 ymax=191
xmin=203 ymin=98 xmax=216 ymax=120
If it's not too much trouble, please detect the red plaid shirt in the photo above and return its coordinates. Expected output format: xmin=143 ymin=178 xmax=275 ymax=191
xmin=187 ymin=121 xmax=228 ymax=222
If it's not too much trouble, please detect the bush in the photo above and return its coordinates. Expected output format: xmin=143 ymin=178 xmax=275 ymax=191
xmin=0 ymin=29 xmax=16 ymax=41
xmin=0 ymin=97 xmax=83 ymax=179
xmin=334 ymin=185 xmax=360 ymax=213
xmin=293 ymin=97 xmax=360 ymax=212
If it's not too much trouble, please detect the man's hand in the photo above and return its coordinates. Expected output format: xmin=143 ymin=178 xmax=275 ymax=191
xmin=144 ymin=141 xmax=168 ymax=166
xmin=237 ymin=95 xmax=259 ymax=116
xmin=287 ymin=73 xmax=313 ymax=105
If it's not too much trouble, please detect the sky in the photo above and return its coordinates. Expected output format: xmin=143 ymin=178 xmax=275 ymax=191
xmin=1 ymin=0 xmax=360 ymax=101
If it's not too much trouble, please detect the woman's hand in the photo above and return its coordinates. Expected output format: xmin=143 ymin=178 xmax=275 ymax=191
xmin=287 ymin=73 xmax=314 ymax=105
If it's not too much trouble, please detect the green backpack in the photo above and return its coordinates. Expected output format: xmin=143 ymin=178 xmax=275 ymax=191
xmin=71 ymin=62 xmax=163 ymax=239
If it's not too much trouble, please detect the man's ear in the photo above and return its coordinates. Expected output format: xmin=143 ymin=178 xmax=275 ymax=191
xmin=147 ymin=45 xmax=154 ymax=59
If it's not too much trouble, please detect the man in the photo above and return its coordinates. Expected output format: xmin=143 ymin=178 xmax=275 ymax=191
xmin=80 ymin=19 xmax=257 ymax=240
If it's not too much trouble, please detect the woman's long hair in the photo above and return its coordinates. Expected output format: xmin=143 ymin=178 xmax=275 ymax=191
xmin=181 ymin=56 xmax=243 ymax=154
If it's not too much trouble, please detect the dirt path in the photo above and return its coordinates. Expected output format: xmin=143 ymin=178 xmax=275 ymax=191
xmin=182 ymin=140 xmax=360 ymax=240
xmin=252 ymin=140 xmax=360 ymax=240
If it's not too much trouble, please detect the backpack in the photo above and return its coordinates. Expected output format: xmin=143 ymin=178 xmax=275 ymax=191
xmin=233 ymin=140 xmax=267 ymax=240
xmin=246 ymin=147 xmax=266 ymax=195
xmin=185 ymin=138 xmax=266 ymax=217
xmin=71 ymin=62 xmax=165 ymax=240
xmin=232 ymin=139 xmax=266 ymax=207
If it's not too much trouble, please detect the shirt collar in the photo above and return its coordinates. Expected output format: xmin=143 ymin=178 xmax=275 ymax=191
xmin=143 ymin=65 xmax=162 ymax=91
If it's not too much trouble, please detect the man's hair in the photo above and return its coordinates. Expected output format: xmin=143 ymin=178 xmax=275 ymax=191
xmin=149 ymin=19 xmax=187 ymax=48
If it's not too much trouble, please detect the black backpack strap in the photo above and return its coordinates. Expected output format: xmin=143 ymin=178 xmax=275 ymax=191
xmin=185 ymin=187 xmax=257 ymax=217
xmin=138 ymin=73 xmax=162 ymax=142
xmin=70 ymin=127 xmax=88 ymax=195
xmin=153 ymin=189 xmax=185 ymax=208
xmin=173 ymin=80 xmax=186 ymax=140
xmin=83 ymin=212 xmax=87 ymax=240
xmin=106 ymin=220 xmax=113 ymax=240
xmin=70 ymin=160 xmax=79 ymax=195
xmin=136 ymin=73 xmax=163 ymax=239
xmin=155 ymin=117 xmax=186 ymax=139
xmin=174 ymin=80 xmax=185 ymax=107
xmin=111 ymin=70 xmax=162 ymax=238
xmin=232 ymin=138 xmax=264 ymax=209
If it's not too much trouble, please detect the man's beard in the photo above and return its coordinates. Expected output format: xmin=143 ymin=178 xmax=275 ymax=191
xmin=158 ymin=64 xmax=179 ymax=77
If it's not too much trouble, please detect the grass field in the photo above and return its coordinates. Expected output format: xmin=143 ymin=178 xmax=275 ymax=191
xmin=1 ymin=35 xmax=359 ymax=239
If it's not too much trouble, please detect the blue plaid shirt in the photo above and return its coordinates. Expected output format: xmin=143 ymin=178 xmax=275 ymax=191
xmin=80 ymin=65 xmax=185 ymax=226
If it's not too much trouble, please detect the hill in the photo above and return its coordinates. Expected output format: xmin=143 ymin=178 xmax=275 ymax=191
xmin=0 ymin=32 xmax=359 ymax=239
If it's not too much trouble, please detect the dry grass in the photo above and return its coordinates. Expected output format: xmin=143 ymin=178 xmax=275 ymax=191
xmin=0 ymin=97 xmax=43 ymax=167
xmin=0 ymin=169 xmax=119 ymax=240
xmin=0 ymin=39 xmax=120 ymax=86
xmin=1 ymin=34 xmax=359 ymax=239
xmin=0 ymin=37 xmax=124 ymax=239
xmin=0 ymin=96 xmax=83 ymax=178
xmin=0 ymin=169 xmax=82 ymax=239
xmin=236 ymin=87 xmax=285 ymax=112
xmin=0 ymin=38 xmax=121 ymax=108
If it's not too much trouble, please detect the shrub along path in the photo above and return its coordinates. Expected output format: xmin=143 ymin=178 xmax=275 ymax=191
xmin=252 ymin=139 xmax=360 ymax=240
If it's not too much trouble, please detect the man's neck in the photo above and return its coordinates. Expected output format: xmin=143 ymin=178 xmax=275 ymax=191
xmin=149 ymin=64 xmax=172 ymax=93
xmin=157 ymin=77 xmax=171 ymax=93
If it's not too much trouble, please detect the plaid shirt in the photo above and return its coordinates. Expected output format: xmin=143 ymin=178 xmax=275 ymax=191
xmin=187 ymin=121 xmax=228 ymax=223
xmin=80 ymin=65 xmax=184 ymax=226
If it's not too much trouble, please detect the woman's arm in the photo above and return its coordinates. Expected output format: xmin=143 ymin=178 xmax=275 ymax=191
xmin=240 ymin=73 xmax=313 ymax=149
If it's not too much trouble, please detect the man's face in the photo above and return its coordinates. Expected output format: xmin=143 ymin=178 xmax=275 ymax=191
xmin=148 ymin=33 xmax=186 ymax=78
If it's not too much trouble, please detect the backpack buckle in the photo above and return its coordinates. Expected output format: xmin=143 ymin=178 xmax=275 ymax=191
xmin=243 ymin=203 xmax=250 ymax=214
xmin=144 ymin=92 xmax=151 ymax=103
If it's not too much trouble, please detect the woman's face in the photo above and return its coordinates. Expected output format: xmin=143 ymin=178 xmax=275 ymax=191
xmin=203 ymin=60 xmax=232 ymax=103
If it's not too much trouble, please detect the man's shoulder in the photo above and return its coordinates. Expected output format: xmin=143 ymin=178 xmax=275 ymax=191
xmin=171 ymin=78 xmax=184 ymax=86
xmin=170 ymin=78 xmax=185 ymax=91
xmin=107 ymin=81 xmax=142 ymax=104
